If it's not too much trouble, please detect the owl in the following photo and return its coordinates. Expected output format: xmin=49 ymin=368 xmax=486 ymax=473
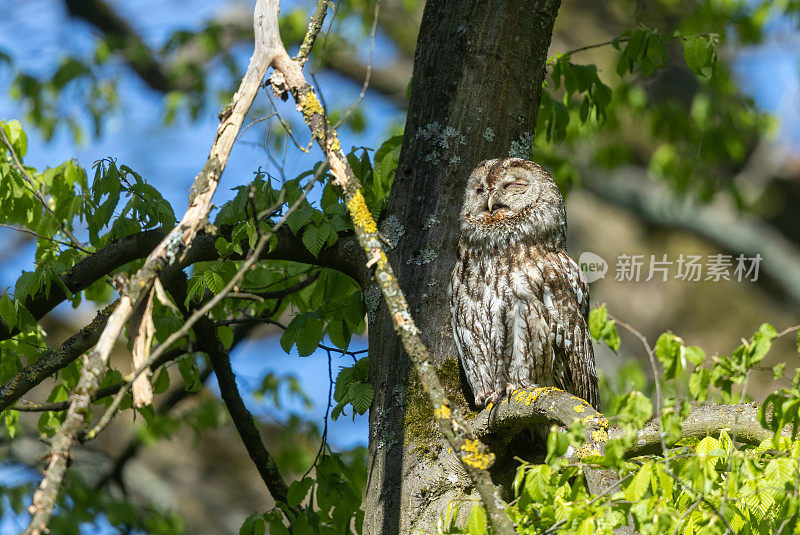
xmin=448 ymin=158 xmax=599 ymax=411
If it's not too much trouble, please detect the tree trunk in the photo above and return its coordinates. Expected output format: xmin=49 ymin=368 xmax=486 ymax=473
xmin=364 ymin=1 xmax=561 ymax=532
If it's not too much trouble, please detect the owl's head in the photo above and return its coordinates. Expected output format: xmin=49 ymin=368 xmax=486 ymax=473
xmin=459 ymin=158 xmax=567 ymax=251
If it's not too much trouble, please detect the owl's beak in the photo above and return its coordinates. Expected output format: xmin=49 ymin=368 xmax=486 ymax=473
xmin=487 ymin=193 xmax=495 ymax=213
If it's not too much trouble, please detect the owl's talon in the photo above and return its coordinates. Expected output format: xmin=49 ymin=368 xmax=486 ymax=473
xmin=475 ymin=390 xmax=505 ymax=409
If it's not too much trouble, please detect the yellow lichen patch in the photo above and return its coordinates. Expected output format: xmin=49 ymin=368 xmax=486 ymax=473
xmin=509 ymin=386 xmax=560 ymax=406
xmin=327 ymin=134 xmax=341 ymax=154
xmin=582 ymin=414 xmax=609 ymax=430
xmin=460 ymin=439 xmax=495 ymax=470
xmin=591 ymin=429 xmax=609 ymax=442
xmin=301 ymin=92 xmax=324 ymax=117
xmin=434 ymin=404 xmax=451 ymax=420
xmin=511 ymin=389 xmax=532 ymax=405
xmin=528 ymin=386 xmax=561 ymax=404
xmin=576 ymin=444 xmax=602 ymax=458
xmin=574 ymin=404 xmax=586 ymax=413
xmin=346 ymin=191 xmax=378 ymax=234
xmin=485 ymin=402 xmax=494 ymax=411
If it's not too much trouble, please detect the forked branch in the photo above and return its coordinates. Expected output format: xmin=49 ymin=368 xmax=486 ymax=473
xmin=22 ymin=2 xmax=285 ymax=532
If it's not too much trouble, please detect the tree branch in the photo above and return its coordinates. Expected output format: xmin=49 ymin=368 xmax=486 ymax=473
xmin=9 ymin=346 xmax=185 ymax=413
xmin=92 ymin=317 xmax=263 ymax=491
xmin=64 ymin=0 xmax=172 ymax=93
xmin=0 ymin=228 xmax=354 ymax=413
xmin=23 ymin=2 xmax=285 ymax=531
xmin=148 ymin=272 xmax=293 ymax=506
xmin=613 ymin=402 xmax=779 ymax=458
xmin=195 ymin=314 xmax=292 ymax=506
xmin=0 ymin=225 xmax=362 ymax=345
xmin=0 ymin=228 xmax=166 ymax=343
xmin=472 ymin=387 xmax=620 ymax=498
xmin=85 ymin=164 xmax=325 ymax=442
xmin=0 ymin=303 xmax=116 ymax=411
xmin=472 ymin=387 xmax=780 ymax=460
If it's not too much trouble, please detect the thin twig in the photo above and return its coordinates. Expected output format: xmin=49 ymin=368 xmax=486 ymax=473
xmin=11 ymin=347 xmax=186 ymax=413
xmin=0 ymin=223 xmax=83 ymax=251
xmin=294 ymin=0 xmax=329 ymax=63
xmin=214 ymin=316 xmax=367 ymax=358
xmin=610 ymin=315 xmax=669 ymax=459
xmin=333 ymin=0 xmax=380 ymax=129
xmin=265 ymin=92 xmax=312 ymax=153
xmin=302 ymin=346 xmax=334 ymax=480
xmin=558 ymin=37 xmax=630 ymax=58
xmin=237 ymin=112 xmax=278 ymax=141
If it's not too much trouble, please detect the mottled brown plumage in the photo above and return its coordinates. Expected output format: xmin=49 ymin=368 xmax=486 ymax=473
xmin=449 ymin=158 xmax=599 ymax=410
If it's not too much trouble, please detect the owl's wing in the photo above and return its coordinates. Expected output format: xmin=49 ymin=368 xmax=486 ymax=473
xmin=540 ymin=250 xmax=599 ymax=410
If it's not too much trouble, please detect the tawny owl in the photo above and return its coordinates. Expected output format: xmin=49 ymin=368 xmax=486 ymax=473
xmin=449 ymin=158 xmax=599 ymax=411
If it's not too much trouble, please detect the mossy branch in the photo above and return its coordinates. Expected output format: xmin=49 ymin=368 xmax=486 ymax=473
xmin=265 ymin=6 xmax=515 ymax=534
xmin=473 ymin=387 xmax=783 ymax=460
xmin=473 ymin=387 xmax=621 ymax=498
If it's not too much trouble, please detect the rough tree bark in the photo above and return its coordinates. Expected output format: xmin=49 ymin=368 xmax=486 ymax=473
xmin=365 ymin=1 xmax=561 ymax=533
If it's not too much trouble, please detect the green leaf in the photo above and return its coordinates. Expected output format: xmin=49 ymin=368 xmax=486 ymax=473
xmin=625 ymin=462 xmax=652 ymax=501
xmin=287 ymin=477 xmax=314 ymax=508
xmin=203 ymin=269 xmax=226 ymax=295
xmin=2 ymin=119 xmax=28 ymax=158
xmin=332 ymin=357 xmax=372 ymax=421
xmin=239 ymin=513 xmax=266 ymax=535
xmin=326 ymin=319 xmax=352 ymax=350
xmin=685 ymin=345 xmax=705 ymax=366
xmin=178 ymin=355 xmax=202 ymax=392
xmin=302 ymin=221 xmax=332 ymax=257
xmin=280 ymin=315 xmax=324 ymax=357
xmin=695 ymin=435 xmax=722 ymax=457
xmin=683 ymin=34 xmax=717 ymax=79
xmin=0 ymin=294 xmax=17 ymax=331
xmin=654 ymin=333 xmax=685 ymax=380
xmin=688 ymin=367 xmax=710 ymax=401
xmin=588 ymin=305 xmax=620 ymax=352
xmin=346 ymin=383 xmax=373 ymax=415
xmin=217 ymin=325 xmax=234 ymax=349
xmin=773 ymin=362 xmax=786 ymax=380
xmin=617 ymin=391 xmax=653 ymax=427
xmin=285 ymin=203 xmax=315 ymax=234
xmin=152 ymin=368 xmax=170 ymax=395
xmin=466 ymin=503 xmax=488 ymax=535
xmin=373 ymin=135 xmax=402 ymax=195
xmin=3 ymin=410 xmax=18 ymax=438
